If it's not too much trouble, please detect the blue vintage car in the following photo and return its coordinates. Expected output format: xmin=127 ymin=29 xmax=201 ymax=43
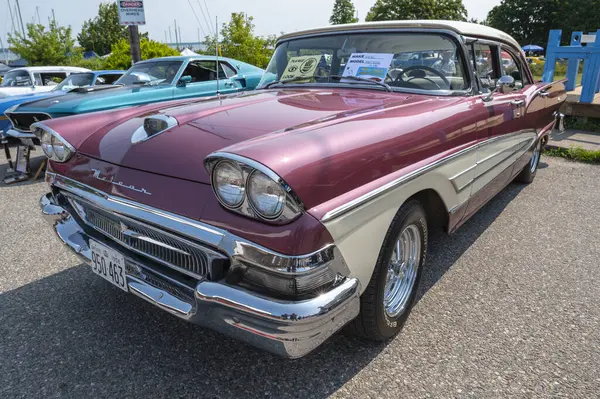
xmin=3 ymin=56 xmax=264 ymax=139
xmin=0 ymin=70 xmax=125 ymax=135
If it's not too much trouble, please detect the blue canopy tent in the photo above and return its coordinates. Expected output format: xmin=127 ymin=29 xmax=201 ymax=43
xmin=523 ymin=44 xmax=544 ymax=52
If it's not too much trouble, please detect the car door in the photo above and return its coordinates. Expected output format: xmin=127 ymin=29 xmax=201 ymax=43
xmin=174 ymin=60 xmax=242 ymax=99
xmin=463 ymin=43 xmax=535 ymax=219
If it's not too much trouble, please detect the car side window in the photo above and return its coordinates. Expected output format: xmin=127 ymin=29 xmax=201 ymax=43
xmin=221 ymin=63 xmax=236 ymax=78
xmin=39 ymin=72 xmax=67 ymax=86
xmin=500 ymin=49 xmax=531 ymax=87
xmin=469 ymin=43 xmax=499 ymax=92
xmin=33 ymin=73 xmax=42 ymax=86
xmin=180 ymin=61 xmax=230 ymax=83
xmin=97 ymin=74 xmax=122 ymax=85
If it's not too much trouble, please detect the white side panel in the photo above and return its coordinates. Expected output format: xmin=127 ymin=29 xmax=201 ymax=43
xmin=323 ymin=148 xmax=478 ymax=292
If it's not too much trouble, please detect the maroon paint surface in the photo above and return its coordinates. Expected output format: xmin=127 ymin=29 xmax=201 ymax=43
xmin=43 ymin=79 xmax=564 ymax=254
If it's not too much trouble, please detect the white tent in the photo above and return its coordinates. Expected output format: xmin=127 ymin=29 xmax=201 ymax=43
xmin=180 ymin=48 xmax=199 ymax=56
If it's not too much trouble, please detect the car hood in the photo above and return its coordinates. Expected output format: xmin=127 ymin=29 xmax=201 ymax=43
xmin=0 ymin=90 xmax=66 ymax=111
xmin=12 ymin=84 xmax=172 ymax=114
xmin=56 ymin=88 xmax=462 ymax=185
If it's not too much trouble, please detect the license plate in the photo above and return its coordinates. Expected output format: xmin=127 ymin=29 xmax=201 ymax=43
xmin=89 ymin=239 xmax=128 ymax=292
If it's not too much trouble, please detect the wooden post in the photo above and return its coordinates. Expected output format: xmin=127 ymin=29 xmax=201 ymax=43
xmin=565 ymin=32 xmax=582 ymax=91
xmin=128 ymin=25 xmax=141 ymax=65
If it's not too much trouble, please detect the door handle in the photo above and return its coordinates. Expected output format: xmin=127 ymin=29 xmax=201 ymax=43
xmin=224 ymin=81 xmax=234 ymax=87
xmin=510 ymin=99 xmax=524 ymax=107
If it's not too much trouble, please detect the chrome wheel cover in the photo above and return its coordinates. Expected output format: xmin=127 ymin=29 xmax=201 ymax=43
xmin=383 ymin=224 xmax=421 ymax=318
xmin=530 ymin=141 xmax=541 ymax=173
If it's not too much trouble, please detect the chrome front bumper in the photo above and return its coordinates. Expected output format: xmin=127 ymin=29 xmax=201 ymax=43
xmin=40 ymin=191 xmax=360 ymax=358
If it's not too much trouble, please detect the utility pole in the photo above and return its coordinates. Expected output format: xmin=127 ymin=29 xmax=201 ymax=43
xmin=15 ymin=0 xmax=25 ymax=37
xmin=128 ymin=26 xmax=141 ymax=64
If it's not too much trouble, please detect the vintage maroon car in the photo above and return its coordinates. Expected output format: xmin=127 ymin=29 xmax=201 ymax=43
xmin=36 ymin=21 xmax=565 ymax=358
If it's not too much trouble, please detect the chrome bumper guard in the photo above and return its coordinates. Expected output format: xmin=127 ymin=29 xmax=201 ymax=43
xmin=40 ymin=188 xmax=360 ymax=358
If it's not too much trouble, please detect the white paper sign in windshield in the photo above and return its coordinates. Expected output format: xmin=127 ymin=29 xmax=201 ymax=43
xmin=342 ymin=53 xmax=394 ymax=82
xmin=281 ymin=55 xmax=322 ymax=80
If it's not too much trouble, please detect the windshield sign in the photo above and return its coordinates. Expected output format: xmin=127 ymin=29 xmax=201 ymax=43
xmin=258 ymin=33 xmax=468 ymax=94
xmin=116 ymin=61 xmax=183 ymax=86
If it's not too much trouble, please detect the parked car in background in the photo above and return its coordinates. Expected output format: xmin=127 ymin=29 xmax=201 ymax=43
xmin=0 ymin=66 xmax=91 ymax=98
xmin=3 ymin=56 xmax=264 ymax=141
xmin=36 ymin=21 xmax=565 ymax=358
xmin=0 ymin=70 xmax=125 ymax=136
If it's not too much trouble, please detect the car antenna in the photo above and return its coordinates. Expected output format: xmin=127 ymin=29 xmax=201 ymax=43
xmin=215 ymin=15 xmax=220 ymax=96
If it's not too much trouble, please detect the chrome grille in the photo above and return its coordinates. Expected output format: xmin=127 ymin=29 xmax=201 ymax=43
xmin=67 ymin=195 xmax=226 ymax=279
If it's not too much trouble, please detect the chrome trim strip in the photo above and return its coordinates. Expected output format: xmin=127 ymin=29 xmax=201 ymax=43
xmin=322 ymin=131 xmax=534 ymax=222
xmin=4 ymin=128 xmax=36 ymax=139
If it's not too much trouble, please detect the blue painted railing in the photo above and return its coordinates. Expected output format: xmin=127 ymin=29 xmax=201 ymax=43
xmin=542 ymin=29 xmax=600 ymax=103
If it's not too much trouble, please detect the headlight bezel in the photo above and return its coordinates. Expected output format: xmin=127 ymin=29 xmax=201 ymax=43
xmin=205 ymin=153 xmax=303 ymax=224
xmin=31 ymin=122 xmax=75 ymax=163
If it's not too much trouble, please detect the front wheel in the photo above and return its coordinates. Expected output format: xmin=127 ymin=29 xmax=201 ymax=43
xmin=515 ymin=139 xmax=542 ymax=184
xmin=348 ymin=200 xmax=428 ymax=341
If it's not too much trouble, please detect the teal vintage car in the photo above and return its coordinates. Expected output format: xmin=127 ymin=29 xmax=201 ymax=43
xmin=4 ymin=55 xmax=264 ymax=138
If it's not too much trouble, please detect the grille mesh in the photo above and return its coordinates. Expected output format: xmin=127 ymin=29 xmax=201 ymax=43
xmin=70 ymin=197 xmax=225 ymax=279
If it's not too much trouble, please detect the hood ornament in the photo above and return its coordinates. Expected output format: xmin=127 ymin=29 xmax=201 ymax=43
xmin=91 ymin=169 xmax=152 ymax=195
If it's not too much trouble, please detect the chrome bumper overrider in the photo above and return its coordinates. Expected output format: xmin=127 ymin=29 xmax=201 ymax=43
xmin=40 ymin=184 xmax=360 ymax=358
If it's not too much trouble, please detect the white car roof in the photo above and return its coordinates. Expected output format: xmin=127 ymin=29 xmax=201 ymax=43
xmin=278 ymin=20 xmax=521 ymax=50
xmin=8 ymin=66 xmax=91 ymax=73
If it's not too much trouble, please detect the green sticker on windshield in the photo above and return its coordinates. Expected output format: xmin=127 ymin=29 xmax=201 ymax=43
xmin=281 ymin=55 xmax=321 ymax=81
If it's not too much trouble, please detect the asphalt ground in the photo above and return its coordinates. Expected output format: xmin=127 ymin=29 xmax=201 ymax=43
xmin=1 ymin=150 xmax=599 ymax=398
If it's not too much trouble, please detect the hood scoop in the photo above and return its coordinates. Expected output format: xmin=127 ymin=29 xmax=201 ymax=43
xmin=130 ymin=115 xmax=178 ymax=144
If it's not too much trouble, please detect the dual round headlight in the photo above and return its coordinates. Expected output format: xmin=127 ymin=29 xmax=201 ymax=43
xmin=213 ymin=160 xmax=286 ymax=219
xmin=38 ymin=128 xmax=73 ymax=162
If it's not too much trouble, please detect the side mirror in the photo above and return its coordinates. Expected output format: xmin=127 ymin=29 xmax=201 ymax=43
xmin=178 ymin=75 xmax=192 ymax=86
xmin=496 ymin=75 xmax=515 ymax=94
xmin=482 ymin=75 xmax=515 ymax=101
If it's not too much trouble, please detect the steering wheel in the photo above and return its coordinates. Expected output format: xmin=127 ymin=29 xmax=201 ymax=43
xmin=394 ymin=65 xmax=451 ymax=89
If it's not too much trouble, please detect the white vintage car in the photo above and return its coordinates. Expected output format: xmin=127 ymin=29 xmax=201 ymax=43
xmin=0 ymin=66 xmax=91 ymax=98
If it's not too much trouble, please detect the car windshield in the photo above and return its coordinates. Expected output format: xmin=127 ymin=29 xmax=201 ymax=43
xmin=53 ymin=73 xmax=95 ymax=91
xmin=115 ymin=61 xmax=183 ymax=86
xmin=258 ymin=32 xmax=468 ymax=94
xmin=1 ymin=70 xmax=32 ymax=87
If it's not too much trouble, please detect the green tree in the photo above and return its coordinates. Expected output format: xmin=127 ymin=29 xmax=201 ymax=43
xmin=366 ymin=0 xmax=467 ymax=22
xmin=202 ymin=12 xmax=276 ymax=69
xmin=330 ymin=0 xmax=359 ymax=24
xmin=103 ymin=39 xmax=179 ymax=70
xmin=8 ymin=21 xmax=77 ymax=65
xmin=77 ymin=3 xmax=128 ymax=56
xmin=487 ymin=0 xmax=600 ymax=46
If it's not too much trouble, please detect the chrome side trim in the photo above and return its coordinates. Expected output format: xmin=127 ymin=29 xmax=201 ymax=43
xmin=322 ymin=131 xmax=534 ymax=222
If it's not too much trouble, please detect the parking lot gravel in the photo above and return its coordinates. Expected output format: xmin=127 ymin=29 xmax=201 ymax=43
xmin=1 ymin=151 xmax=599 ymax=398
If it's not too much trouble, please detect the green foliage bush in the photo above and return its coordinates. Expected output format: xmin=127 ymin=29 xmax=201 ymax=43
xmin=545 ymin=147 xmax=600 ymax=163
xmin=103 ymin=39 xmax=179 ymax=70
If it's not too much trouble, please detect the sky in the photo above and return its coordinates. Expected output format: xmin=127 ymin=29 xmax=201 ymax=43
xmin=0 ymin=0 xmax=502 ymax=48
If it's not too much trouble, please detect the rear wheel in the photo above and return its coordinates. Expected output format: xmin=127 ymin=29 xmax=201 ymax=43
xmin=515 ymin=139 xmax=542 ymax=184
xmin=349 ymin=200 xmax=428 ymax=340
